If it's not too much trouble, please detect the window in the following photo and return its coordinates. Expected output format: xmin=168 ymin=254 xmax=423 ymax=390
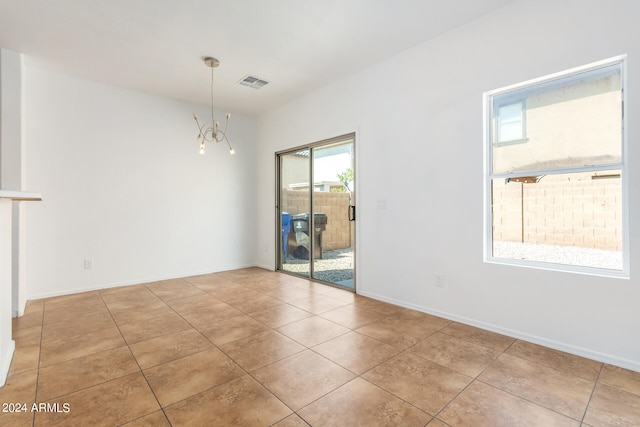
xmin=484 ymin=56 xmax=627 ymax=277
xmin=496 ymin=101 xmax=525 ymax=143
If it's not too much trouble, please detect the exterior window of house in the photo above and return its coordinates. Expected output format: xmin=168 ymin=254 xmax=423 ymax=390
xmin=484 ymin=56 xmax=628 ymax=277
xmin=496 ymin=101 xmax=525 ymax=143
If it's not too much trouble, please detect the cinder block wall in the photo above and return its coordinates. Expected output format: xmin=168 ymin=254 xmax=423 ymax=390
xmin=280 ymin=189 xmax=352 ymax=250
xmin=493 ymin=178 xmax=621 ymax=251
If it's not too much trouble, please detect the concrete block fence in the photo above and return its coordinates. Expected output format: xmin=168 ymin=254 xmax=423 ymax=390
xmin=492 ymin=178 xmax=621 ymax=251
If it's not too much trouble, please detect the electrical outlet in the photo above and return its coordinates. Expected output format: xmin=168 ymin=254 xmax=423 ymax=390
xmin=83 ymin=259 xmax=93 ymax=270
xmin=435 ymin=274 xmax=445 ymax=288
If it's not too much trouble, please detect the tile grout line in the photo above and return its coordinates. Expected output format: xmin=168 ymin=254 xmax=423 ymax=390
xmin=186 ymin=277 xmax=311 ymax=424
xmin=293 ymin=316 xmax=452 ymax=422
xmin=205 ymin=277 xmax=396 ymax=426
xmin=361 ymin=327 xmax=466 ymax=423
xmin=97 ymin=289 xmax=173 ymax=427
xmin=257 ymin=284 xmax=464 ymax=423
xmin=140 ymin=279 xmax=299 ymax=422
xmin=26 ymin=276 xmax=396 ymax=424
xmin=29 ymin=294 xmax=114 ymax=423
xmin=393 ymin=325 xmax=475 ymax=424
xmin=20 ymin=269 xmax=626 ymax=425
xmin=580 ymin=363 xmax=604 ymax=425
xmin=457 ymin=337 xmax=593 ymax=424
xmin=31 ymin=300 xmax=46 ymax=427
xmin=491 ymin=339 xmax=604 ymax=422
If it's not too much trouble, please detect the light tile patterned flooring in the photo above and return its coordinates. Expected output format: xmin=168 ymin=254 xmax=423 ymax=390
xmin=2 ymin=267 xmax=640 ymax=426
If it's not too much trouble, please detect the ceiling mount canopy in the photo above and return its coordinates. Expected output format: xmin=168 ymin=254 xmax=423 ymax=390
xmin=192 ymin=56 xmax=235 ymax=155
xmin=203 ymin=57 xmax=219 ymax=68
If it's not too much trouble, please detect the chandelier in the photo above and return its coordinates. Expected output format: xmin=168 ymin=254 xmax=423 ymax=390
xmin=192 ymin=57 xmax=235 ymax=155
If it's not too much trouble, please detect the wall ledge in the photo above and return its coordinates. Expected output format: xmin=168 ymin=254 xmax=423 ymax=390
xmin=0 ymin=190 xmax=42 ymax=201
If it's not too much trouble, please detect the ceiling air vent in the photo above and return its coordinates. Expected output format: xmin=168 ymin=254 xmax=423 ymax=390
xmin=238 ymin=75 xmax=269 ymax=89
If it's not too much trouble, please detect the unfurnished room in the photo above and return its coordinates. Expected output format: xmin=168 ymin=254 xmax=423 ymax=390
xmin=0 ymin=0 xmax=639 ymax=426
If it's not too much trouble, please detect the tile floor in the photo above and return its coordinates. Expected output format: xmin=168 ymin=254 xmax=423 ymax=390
xmin=2 ymin=267 xmax=640 ymax=426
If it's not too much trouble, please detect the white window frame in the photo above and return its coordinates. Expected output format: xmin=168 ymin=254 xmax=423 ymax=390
xmin=483 ymin=55 xmax=629 ymax=278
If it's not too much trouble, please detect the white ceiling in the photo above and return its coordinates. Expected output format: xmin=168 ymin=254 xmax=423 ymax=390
xmin=0 ymin=0 xmax=514 ymax=116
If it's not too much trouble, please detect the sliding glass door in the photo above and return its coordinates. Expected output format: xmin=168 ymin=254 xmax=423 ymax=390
xmin=278 ymin=149 xmax=311 ymax=278
xmin=277 ymin=134 xmax=355 ymax=290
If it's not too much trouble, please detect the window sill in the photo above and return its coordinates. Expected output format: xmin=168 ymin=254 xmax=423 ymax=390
xmin=484 ymin=256 xmax=629 ymax=279
xmin=494 ymin=138 xmax=529 ymax=147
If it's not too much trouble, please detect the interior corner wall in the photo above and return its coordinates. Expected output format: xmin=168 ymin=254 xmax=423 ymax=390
xmin=256 ymin=0 xmax=640 ymax=371
xmin=23 ymin=66 xmax=258 ymax=299
xmin=0 ymin=49 xmax=27 ymax=316
xmin=0 ymin=49 xmax=23 ymax=190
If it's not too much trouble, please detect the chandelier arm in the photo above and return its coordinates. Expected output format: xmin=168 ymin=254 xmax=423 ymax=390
xmin=194 ymin=114 xmax=212 ymax=142
xmin=193 ymin=113 xmax=203 ymax=130
xmin=217 ymin=129 xmax=235 ymax=153
xmin=222 ymin=114 xmax=230 ymax=140
xmin=225 ymin=138 xmax=234 ymax=153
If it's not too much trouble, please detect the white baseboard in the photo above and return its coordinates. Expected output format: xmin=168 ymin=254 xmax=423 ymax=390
xmin=254 ymin=263 xmax=275 ymax=271
xmin=12 ymin=300 xmax=26 ymax=318
xmin=358 ymin=289 xmax=640 ymax=373
xmin=0 ymin=339 xmax=15 ymax=387
xmin=26 ymin=263 xmax=261 ymax=301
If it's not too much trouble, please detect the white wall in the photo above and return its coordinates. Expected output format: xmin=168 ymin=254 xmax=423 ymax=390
xmin=23 ymin=67 xmax=257 ymax=299
xmin=0 ymin=49 xmax=23 ymax=190
xmin=0 ymin=49 xmax=29 ymax=316
xmin=256 ymin=0 xmax=640 ymax=371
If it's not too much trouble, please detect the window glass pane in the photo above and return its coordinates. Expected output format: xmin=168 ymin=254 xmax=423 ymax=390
xmin=498 ymin=103 xmax=522 ymax=123
xmin=492 ymin=64 xmax=622 ymax=174
xmin=279 ymin=149 xmax=310 ymax=277
xmin=499 ymin=121 xmax=523 ymax=142
xmin=491 ymin=170 xmax=622 ymax=270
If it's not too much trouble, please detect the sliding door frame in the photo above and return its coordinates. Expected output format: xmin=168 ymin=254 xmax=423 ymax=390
xmin=275 ymin=132 xmax=356 ymax=290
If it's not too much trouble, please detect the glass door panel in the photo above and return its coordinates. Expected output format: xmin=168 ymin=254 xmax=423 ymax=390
xmin=311 ymin=139 xmax=355 ymax=289
xmin=278 ymin=149 xmax=311 ymax=277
